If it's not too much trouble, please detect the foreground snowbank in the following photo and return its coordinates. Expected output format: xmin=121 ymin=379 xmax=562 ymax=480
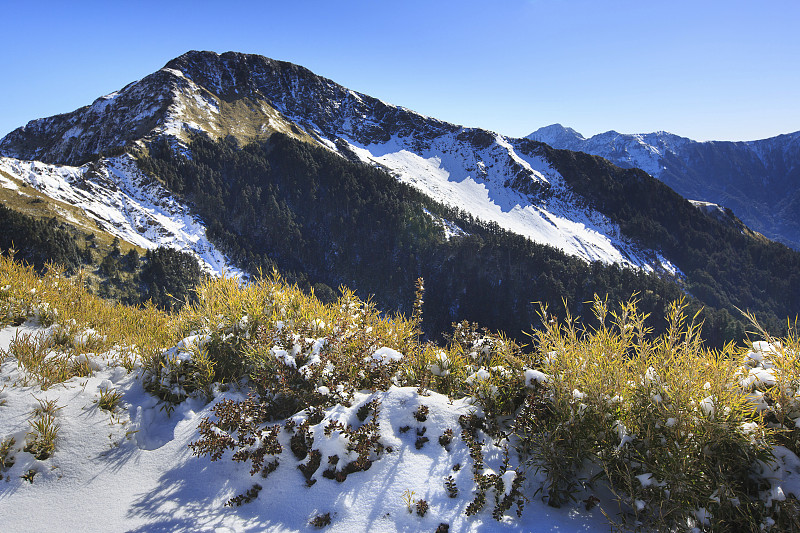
xmin=0 ymin=321 xmax=609 ymax=532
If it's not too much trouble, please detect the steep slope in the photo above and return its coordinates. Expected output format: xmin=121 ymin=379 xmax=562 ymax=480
xmin=0 ymin=155 xmax=239 ymax=277
xmin=0 ymin=51 xmax=673 ymax=271
xmin=529 ymin=124 xmax=800 ymax=249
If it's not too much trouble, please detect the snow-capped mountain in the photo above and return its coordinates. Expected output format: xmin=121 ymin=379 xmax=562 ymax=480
xmin=529 ymin=124 xmax=800 ymax=249
xmin=0 ymin=51 xmax=677 ymax=272
xmin=4 ymin=50 xmax=800 ymax=347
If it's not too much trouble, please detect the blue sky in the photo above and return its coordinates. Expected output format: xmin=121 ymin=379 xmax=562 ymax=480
xmin=1 ymin=0 xmax=798 ymax=141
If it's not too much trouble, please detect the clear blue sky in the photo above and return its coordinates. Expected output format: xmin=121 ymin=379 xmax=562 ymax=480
xmin=1 ymin=0 xmax=798 ymax=142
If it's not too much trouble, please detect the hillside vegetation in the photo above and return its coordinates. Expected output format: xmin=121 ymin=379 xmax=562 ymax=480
xmin=523 ymin=140 xmax=800 ymax=335
xmin=1 ymin=254 xmax=799 ymax=531
xmin=0 ymin=206 xmax=202 ymax=311
xmin=136 ymin=133 xmax=751 ymax=347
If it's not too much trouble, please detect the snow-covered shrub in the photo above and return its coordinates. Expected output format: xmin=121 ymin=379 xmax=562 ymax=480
xmin=143 ymin=334 xmax=216 ymax=404
xmin=443 ymin=321 xmax=530 ymax=429
xmin=459 ymin=413 xmax=527 ymax=518
xmin=740 ymin=316 xmax=800 ymax=457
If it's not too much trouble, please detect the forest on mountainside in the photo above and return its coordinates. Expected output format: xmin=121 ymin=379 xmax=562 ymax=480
xmin=518 ymin=140 xmax=800 ymax=335
xmin=136 ymin=134 xmax=750 ymax=346
xmin=0 ymin=205 xmax=200 ymax=311
xmin=0 ymin=204 xmax=86 ymax=272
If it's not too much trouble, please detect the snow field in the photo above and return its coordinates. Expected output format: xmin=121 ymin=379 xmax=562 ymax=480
xmin=0 ymin=320 xmax=611 ymax=532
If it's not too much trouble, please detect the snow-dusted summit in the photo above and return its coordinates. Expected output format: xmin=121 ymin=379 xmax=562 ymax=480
xmin=0 ymin=52 xmax=686 ymax=271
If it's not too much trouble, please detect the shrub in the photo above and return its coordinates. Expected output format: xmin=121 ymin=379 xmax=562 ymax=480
xmin=25 ymin=413 xmax=59 ymax=460
xmin=517 ymin=297 xmax=777 ymax=530
xmin=97 ymin=387 xmax=123 ymax=412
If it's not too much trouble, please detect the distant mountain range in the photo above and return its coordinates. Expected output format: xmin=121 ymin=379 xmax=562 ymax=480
xmin=529 ymin=124 xmax=800 ymax=250
xmin=1 ymin=50 xmax=799 ymax=344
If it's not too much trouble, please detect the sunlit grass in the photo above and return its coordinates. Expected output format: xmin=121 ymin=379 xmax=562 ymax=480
xmin=2 ymin=253 xmax=799 ymax=530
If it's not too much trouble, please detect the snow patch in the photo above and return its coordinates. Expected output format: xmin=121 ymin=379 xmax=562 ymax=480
xmin=0 ymin=155 xmax=242 ymax=277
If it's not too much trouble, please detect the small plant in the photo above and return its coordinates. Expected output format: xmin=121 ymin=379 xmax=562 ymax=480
xmin=402 ymin=489 xmax=416 ymax=513
xmin=261 ymin=458 xmax=280 ymax=478
xmin=21 ymin=469 xmax=37 ymax=483
xmin=310 ymin=512 xmax=331 ymax=528
xmin=465 ymin=491 xmax=486 ymax=516
xmin=415 ymin=425 xmax=428 ymax=449
xmin=416 ymin=498 xmax=429 ymax=517
xmin=413 ymin=404 xmax=429 ymax=422
xmin=356 ymin=402 xmax=372 ymax=422
xmin=300 ymin=450 xmax=322 ymax=486
xmin=290 ymin=420 xmax=313 ymax=460
xmin=189 ymin=397 xmax=283 ymax=477
xmin=32 ymin=396 xmax=62 ymax=417
xmin=225 ymin=483 xmax=262 ymax=507
xmin=6 ymin=330 xmax=49 ymax=376
xmin=439 ymin=428 xmax=453 ymax=449
xmin=25 ymin=413 xmax=59 ymax=460
xmin=444 ymin=475 xmax=458 ymax=498
xmin=435 ymin=524 xmax=449 ymax=533
xmin=1 ymin=437 xmax=16 ymax=476
xmin=97 ymin=387 xmax=123 ymax=412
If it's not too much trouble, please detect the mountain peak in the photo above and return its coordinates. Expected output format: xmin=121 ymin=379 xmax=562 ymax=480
xmin=527 ymin=124 xmax=585 ymax=145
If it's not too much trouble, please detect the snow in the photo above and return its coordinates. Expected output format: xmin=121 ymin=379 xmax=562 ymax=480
xmin=0 ymin=321 xmax=612 ymax=533
xmin=524 ymin=368 xmax=547 ymax=387
xmin=369 ymin=346 xmax=404 ymax=365
xmin=529 ymin=125 xmax=692 ymax=180
xmin=0 ymin=155 xmax=242 ymax=278
xmin=423 ymin=208 xmax=468 ymax=240
xmin=342 ymin=133 xmax=678 ymax=272
xmin=636 ymin=473 xmax=654 ymax=487
xmin=0 ymin=170 xmax=20 ymax=190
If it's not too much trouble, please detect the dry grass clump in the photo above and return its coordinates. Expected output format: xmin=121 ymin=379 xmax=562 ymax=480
xmin=1 ymin=330 xmax=94 ymax=389
xmin=0 ymin=252 xmax=180 ymax=377
xmin=25 ymin=402 xmax=60 ymax=460
xmin=516 ymin=297 xmax=787 ymax=531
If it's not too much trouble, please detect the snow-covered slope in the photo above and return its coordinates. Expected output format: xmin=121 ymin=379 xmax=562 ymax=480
xmin=0 ymin=51 xmax=680 ymax=273
xmin=165 ymin=52 xmax=678 ymax=270
xmin=0 ymin=155 xmax=241 ymax=276
xmin=0 ymin=321 xmax=611 ymax=532
xmin=343 ymin=133 xmax=675 ymax=271
xmin=529 ymin=124 xmax=800 ymax=249
xmin=528 ymin=124 xmax=693 ymax=178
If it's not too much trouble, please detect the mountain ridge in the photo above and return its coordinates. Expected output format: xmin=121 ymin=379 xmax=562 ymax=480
xmin=529 ymin=124 xmax=800 ymax=249
xmin=0 ymin=50 xmax=675 ymax=271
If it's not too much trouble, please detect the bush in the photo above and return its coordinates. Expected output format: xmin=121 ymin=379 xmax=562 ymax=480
xmin=516 ymin=297 xmax=778 ymax=530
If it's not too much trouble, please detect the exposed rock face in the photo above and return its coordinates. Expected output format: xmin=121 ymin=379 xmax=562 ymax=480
xmin=0 ymin=69 xmax=177 ymax=165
